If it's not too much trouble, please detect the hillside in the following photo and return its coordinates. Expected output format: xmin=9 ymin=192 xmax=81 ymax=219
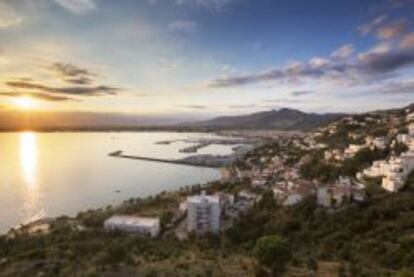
xmin=185 ymin=108 xmax=345 ymax=131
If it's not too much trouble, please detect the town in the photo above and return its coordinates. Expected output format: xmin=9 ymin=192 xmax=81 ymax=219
xmin=2 ymin=104 xmax=414 ymax=276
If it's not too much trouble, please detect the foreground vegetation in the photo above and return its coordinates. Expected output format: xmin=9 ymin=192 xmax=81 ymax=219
xmin=1 ymin=174 xmax=414 ymax=276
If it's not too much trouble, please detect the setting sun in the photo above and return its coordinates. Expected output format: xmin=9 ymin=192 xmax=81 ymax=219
xmin=13 ymin=96 xmax=38 ymax=109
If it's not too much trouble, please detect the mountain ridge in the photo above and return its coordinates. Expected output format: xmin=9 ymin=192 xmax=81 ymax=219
xmin=184 ymin=108 xmax=346 ymax=131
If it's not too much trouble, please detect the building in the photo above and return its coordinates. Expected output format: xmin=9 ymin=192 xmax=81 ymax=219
xmin=371 ymin=137 xmax=388 ymax=149
xmin=396 ymin=134 xmax=409 ymax=145
xmin=187 ymin=192 xmax=221 ymax=234
xmin=382 ymin=157 xmax=407 ymax=192
xmin=344 ymin=144 xmax=364 ymax=158
xmin=409 ymin=123 xmax=414 ymax=136
xmin=317 ymin=177 xmax=366 ymax=207
xmin=104 ymin=215 xmax=160 ymax=237
xmin=363 ymin=160 xmax=388 ymax=178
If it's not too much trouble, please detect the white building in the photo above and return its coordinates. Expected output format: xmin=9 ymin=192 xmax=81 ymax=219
xmin=187 ymin=192 xmax=221 ymax=234
xmin=317 ymin=177 xmax=366 ymax=207
xmin=396 ymin=134 xmax=410 ymax=145
xmin=344 ymin=144 xmax=364 ymax=158
xmin=382 ymin=157 xmax=407 ymax=192
xmin=372 ymin=137 xmax=388 ymax=149
xmin=363 ymin=160 xmax=388 ymax=178
xmin=104 ymin=215 xmax=160 ymax=237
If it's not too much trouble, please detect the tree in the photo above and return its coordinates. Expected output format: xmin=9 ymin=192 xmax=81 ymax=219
xmin=253 ymin=235 xmax=291 ymax=273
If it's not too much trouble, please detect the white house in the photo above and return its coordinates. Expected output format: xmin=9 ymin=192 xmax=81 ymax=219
xmin=382 ymin=157 xmax=407 ymax=192
xmin=104 ymin=215 xmax=160 ymax=238
xmin=409 ymin=123 xmax=414 ymax=136
xmin=363 ymin=160 xmax=388 ymax=178
xmin=344 ymin=144 xmax=364 ymax=158
xmin=187 ymin=192 xmax=221 ymax=234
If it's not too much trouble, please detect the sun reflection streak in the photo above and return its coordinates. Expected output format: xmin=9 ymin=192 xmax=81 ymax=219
xmin=20 ymin=132 xmax=38 ymax=188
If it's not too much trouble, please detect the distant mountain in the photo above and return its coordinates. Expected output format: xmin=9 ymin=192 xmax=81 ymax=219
xmin=184 ymin=108 xmax=346 ymax=131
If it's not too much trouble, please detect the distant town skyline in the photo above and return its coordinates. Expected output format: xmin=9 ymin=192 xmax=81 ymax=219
xmin=0 ymin=0 xmax=414 ymax=120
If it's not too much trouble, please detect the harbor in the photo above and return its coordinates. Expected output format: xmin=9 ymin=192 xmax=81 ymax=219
xmin=109 ymin=151 xmax=232 ymax=168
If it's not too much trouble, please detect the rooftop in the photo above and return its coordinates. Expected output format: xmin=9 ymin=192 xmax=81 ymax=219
xmin=105 ymin=215 xmax=159 ymax=227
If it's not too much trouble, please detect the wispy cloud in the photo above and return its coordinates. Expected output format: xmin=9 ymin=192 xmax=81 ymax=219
xmin=227 ymin=104 xmax=256 ymax=109
xmin=175 ymin=0 xmax=238 ymax=11
xmin=0 ymin=1 xmax=23 ymax=28
xmin=6 ymin=81 xmax=119 ymax=96
xmin=372 ymin=79 xmax=414 ymax=94
xmin=376 ymin=19 xmax=409 ymax=39
xmin=205 ymin=45 xmax=414 ymax=88
xmin=358 ymin=14 xmax=388 ymax=35
xmin=47 ymin=62 xmax=95 ymax=84
xmin=400 ymin=32 xmax=414 ymax=48
xmin=178 ymin=104 xmax=207 ymax=109
xmin=331 ymin=44 xmax=354 ymax=58
xmin=168 ymin=20 xmax=198 ymax=33
xmin=290 ymin=90 xmax=314 ymax=97
xmin=53 ymin=0 xmax=98 ymax=15
xmin=150 ymin=0 xmax=239 ymax=12
xmin=0 ymin=91 xmax=75 ymax=102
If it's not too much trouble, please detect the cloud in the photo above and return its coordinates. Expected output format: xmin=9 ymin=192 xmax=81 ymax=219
xmin=47 ymin=62 xmax=95 ymax=84
xmin=0 ymin=1 xmax=23 ymax=28
xmin=331 ymin=44 xmax=354 ymax=58
xmin=227 ymin=104 xmax=256 ymax=109
xmin=262 ymin=98 xmax=306 ymax=104
xmin=386 ymin=0 xmax=414 ymax=8
xmin=168 ymin=20 xmax=198 ymax=33
xmin=175 ymin=0 xmax=236 ymax=11
xmin=358 ymin=47 xmax=414 ymax=74
xmin=0 ymin=92 xmax=75 ymax=102
xmin=400 ymin=32 xmax=414 ymax=48
xmin=53 ymin=0 xmax=97 ymax=14
xmin=373 ymin=79 xmax=414 ymax=94
xmin=65 ymin=76 xmax=94 ymax=85
xmin=358 ymin=14 xmax=388 ymax=35
xmin=6 ymin=81 xmax=120 ymax=96
xmin=179 ymin=104 xmax=207 ymax=109
xmin=49 ymin=62 xmax=95 ymax=78
xmin=155 ymin=0 xmax=239 ymax=12
xmin=290 ymin=90 xmax=314 ymax=97
xmin=205 ymin=46 xmax=414 ymax=88
xmin=376 ymin=19 xmax=409 ymax=39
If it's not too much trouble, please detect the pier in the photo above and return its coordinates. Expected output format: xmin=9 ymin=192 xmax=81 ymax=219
xmin=109 ymin=151 xmax=223 ymax=168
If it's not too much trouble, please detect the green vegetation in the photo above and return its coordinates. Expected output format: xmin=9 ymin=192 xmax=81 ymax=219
xmin=253 ymin=235 xmax=291 ymax=273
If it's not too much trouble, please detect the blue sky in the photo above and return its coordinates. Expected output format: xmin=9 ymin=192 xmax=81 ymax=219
xmin=0 ymin=0 xmax=414 ymax=118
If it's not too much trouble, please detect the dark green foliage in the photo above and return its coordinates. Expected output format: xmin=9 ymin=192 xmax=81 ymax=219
xmin=300 ymin=154 xmax=340 ymax=182
xmin=253 ymin=235 xmax=291 ymax=271
xmin=340 ymin=147 xmax=389 ymax=177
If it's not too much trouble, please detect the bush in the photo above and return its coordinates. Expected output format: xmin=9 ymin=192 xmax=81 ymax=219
xmin=253 ymin=235 xmax=291 ymax=272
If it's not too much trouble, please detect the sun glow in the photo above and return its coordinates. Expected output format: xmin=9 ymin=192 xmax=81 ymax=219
xmin=20 ymin=132 xmax=38 ymax=188
xmin=13 ymin=96 xmax=38 ymax=109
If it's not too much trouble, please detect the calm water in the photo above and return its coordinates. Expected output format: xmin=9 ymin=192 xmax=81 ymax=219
xmin=0 ymin=132 xmax=227 ymax=234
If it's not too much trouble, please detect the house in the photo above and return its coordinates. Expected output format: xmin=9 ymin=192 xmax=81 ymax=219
xmin=363 ymin=160 xmax=388 ymax=178
xmin=344 ymin=144 xmax=364 ymax=158
xmin=382 ymin=157 xmax=407 ymax=192
xmin=272 ymin=181 xmax=315 ymax=206
xmin=371 ymin=137 xmax=388 ymax=150
xmin=187 ymin=191 xmax=221 ymax=234
xmin=104 ymin=215 xmax=160 ymax=238
xmin=396 ymin=134 xmax=409 ymax=145
xmin=317 ymin=177 xmax=366 ymax=207
xmin=409 ymin=123 xmax=414 ymax=136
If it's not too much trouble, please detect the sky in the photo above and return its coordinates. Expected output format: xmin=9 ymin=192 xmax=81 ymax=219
xmin=0 ymin=0 xmax=414 ymax=121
